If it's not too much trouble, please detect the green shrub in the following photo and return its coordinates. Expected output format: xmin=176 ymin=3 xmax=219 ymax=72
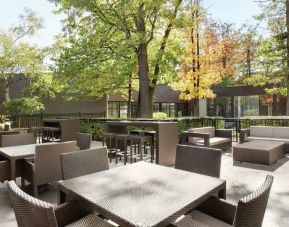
xmin=153 ymin=112 xmax=168 ymax=120
xmin=80 ymin=119 xmax=105 ymax=141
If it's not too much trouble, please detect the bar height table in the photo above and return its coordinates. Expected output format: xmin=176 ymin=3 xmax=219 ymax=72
xmin=43 ymin=118 xmax=80 ymax=142
xmin=105 ymin=121 xmax=178 ymax=166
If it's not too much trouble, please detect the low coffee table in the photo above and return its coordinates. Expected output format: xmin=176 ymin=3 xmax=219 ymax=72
xmin=233 ymin=140 xmax=285 ymax=165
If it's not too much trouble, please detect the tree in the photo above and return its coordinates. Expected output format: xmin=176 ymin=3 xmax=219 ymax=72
xmin=255 ymin=0 xmax=289 ymax=114
xmin=51 ymin=0 xmax=188 ymax=118
xmin=0 ymin=8 xmax=58 ymax=114
xmin=172 ymin=12 xmax=242 ymax=103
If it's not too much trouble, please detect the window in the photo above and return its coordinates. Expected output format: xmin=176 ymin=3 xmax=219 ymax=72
xmin=234 ymin=96 xmax=259 ymax=117
xmin=108 ymin=102 xmax=119 ymax=118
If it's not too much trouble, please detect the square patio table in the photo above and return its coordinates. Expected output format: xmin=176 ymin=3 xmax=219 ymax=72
xmin=0 ymin=144 xmax=36 ymax=180
xmin=57 ymin=162 xmax=226 ymax=226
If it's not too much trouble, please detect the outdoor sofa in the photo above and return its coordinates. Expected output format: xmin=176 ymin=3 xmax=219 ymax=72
xmin=240 ymin=126 xmax=289 ymax=152
xmin=180 ymin=126 xmax=232 ymax=150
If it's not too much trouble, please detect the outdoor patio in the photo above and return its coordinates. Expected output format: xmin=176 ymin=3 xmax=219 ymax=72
xmin=0 ymin=141 xmax=288 ymax=227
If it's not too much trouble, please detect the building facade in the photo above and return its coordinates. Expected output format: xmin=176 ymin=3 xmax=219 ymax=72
xmin=0 ymin=77 xmax=286 ymax=118
xmin=207 ymin=85 xmax=286 ymax=118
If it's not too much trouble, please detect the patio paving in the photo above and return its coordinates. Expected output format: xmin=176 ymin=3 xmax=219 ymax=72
xmin=0 ymin=142 xmax=289 ymax=226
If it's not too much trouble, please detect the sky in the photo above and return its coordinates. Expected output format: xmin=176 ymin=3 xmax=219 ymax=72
xmin=0 ymin=0 xmax=262 ymax=47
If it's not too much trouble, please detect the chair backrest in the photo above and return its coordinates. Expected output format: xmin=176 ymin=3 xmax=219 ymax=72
xmin=1 ymin=133 xmax=35 ymax=147
xmin=61 ymin=147 xmax=109 ymax=180
xmin=0 ymin=131 xmax=20 ymax=147
xmin=8 ymin=181 xmax=57 ymax=227
xmin=34 ymin=141 xmax=77 ymax=185
xmin=188 ymin=127 xmax=215 ymax=137
xmin=234 ymin=175 xmax=274 ymax=227
xmin=75 ymin=132 xmax=92 ymax=150
xmin=175 ymin=144 xmax=221 ymax=178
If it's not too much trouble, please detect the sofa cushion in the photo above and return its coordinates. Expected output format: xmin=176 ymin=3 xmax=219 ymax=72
xmin=188 ymin=127 xmax=215 ymax=137
xmin=192 ymin=137 xmax=230 ymax=146
xmin=245 ymin=136 xmax=289 ymax=143
xmin=273 ymin=127 xmax=289 ymax=139
xmin=250 ymin=126 xmax=273 ymax=138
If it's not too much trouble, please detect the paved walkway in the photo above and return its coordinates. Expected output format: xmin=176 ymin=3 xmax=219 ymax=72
xmin=1 ymin=144 xmax=289 ymax=226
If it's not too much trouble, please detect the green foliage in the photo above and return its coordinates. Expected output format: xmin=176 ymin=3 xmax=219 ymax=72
xmin=0 ymin=8 xmax=59 ymax=112
xmin=4 ymin=98 xmax=44 ymax=115
xmin=80 ymin=120 xmax=105 ymax=141
xmin=153 ymin=112 xmax=168 ymax=120
xmin=0 ymin=115 xmax=8 ymax=124
xmin=51 ymin=0 xmax=190 ymax=117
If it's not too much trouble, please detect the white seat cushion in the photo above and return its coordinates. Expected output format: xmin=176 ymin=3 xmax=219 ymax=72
xmin=189 ymin=210 xmax=232 ymax=227
xmin=245 ymin=137 xmax=289 ymax=143
xmin=192 ymin=137 xmax=230 ymax=146
xmin=250 ymin=126 xmax=273 ymax=138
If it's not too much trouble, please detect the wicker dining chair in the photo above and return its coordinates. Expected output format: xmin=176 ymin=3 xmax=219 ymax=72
xmin=61 ymin=147 xmax=109 ymax=180
xmin=0 ymin=130 xmax=20 ymax=147
xmin=175 ymin=144 xmax=222 ymax=178
xmin=8 ymin=180 xmax=113 ymax=227
xmin=173 ymin=175 xmax=274 ymax=227
xmin=0 ymin=157 xmax=10 ymax=182
xmin=21 ymin=141 xmax=77 ymax=197
xmin=75 ymin=132 xmax=92 ymax=150
xmin=1 ymin=133 xmax=36 ymax=147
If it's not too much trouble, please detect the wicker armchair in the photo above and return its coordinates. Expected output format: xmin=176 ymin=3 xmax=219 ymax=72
xmin=174 ymin=175 xmax=274 ymax=227
xmin=61 ymin=147 xmax=109 ymax=180
xmin=75 ymin=132 xmax=92 ymax=150
xmin=175 ymin=145 xmax=221 ymax=178
xmin=21 ymin=141 xmax=77 ymax=197
xmin=180 ymin=127 xmax=232 ymax=150
xmin=1 ymin=133 xmax=35 ymax=147
xmin=8 ymin=180 xmax=113 ymax=227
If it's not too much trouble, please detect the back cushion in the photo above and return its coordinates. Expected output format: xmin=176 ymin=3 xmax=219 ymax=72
xmin=189 ymin=127 xmax=215 ymax=137
xmin=250 ymin=126 xmax=273 ymax=138
xmin=273 ymin=127 xmax=289 ymax=139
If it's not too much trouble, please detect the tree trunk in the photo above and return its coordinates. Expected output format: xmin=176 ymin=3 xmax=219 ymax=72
xmin=190 ymin=0 xmax=200 ymax=116
xmin=127 ymin=74 xmax=132 ymax=118
xmin=137 ymin=43 xmax=154 ymax=118
xmin=286 ymin=0 xmax=289 ymax=115
xmin=4 ymin=82 xmax=10 ymax=102
xmin=135 ymin=3 xmax=154 ymax=118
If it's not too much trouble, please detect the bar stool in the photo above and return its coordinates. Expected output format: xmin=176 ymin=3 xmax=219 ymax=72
xmin=30 ymin=127 xmax=44 ymax=143
xmin=115 ymin=134 xmax=130 ymax=165
xmin=42 ymin=127 xmax=60 ymax=143
xmin=130 ymin=130 xmax=156 ymax=163
xmin=144 ymin=131 xmax=156 ymax=162
xmin=128 ymin=135 xmax=152 ymax=163
xmin=102 ymin=133 xmax=117 ymax=162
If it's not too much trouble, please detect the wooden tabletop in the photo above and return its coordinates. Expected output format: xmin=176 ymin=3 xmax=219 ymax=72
xmin=0 ymin=144 xmax=36 ymax=159
xmin=58 ymin=162 xmax=226 ymax=226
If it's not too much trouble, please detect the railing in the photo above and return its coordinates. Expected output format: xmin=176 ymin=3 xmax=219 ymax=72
xmin=7 ymin=114 xmax=289 ymax=141
xmin=9 ymin=112 xmax=106 ymax=128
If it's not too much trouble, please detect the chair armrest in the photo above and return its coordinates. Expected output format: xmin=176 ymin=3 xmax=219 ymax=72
xmin=54 ymin=200 xmax=89 ymax=227
xmin=21 ymin=159 xmax=35 ymax=183
xmin=239 ymin=128 xmax=250 ymax=144
xmin=196 ymin=196 xmax=237 ymax=225
xmin=215 ymin=129 xmax=232 ymax=140
xmin=189 ymin=132 xmax=210 ymax=147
